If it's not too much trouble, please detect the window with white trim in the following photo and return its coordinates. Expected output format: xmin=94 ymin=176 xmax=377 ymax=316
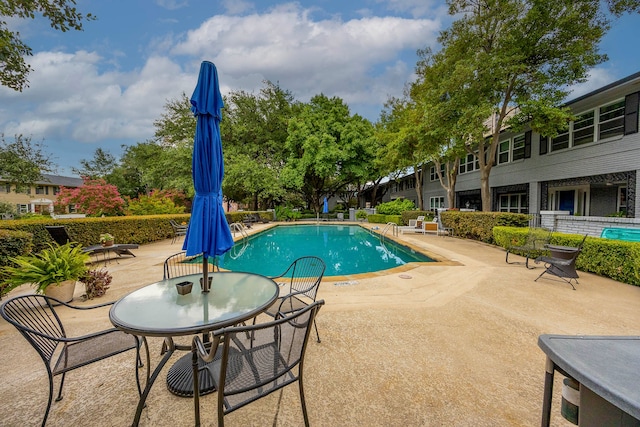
xmin=430 ymin=164 xmax=444 ymax=181
xmin=459 ymin=153 xmax=478 ymax=174
xmin=430 ymin=196 xmax=445 ymax=210
xmin=35 ymin=186 xmax=49 ymax=195
xmin=497 ymin=140 xmax=510 ymax=164
xmin=512 ymin=134 xmax=526 ymax=161
xmin=599 ymin=100 xmax=625 ymax=140
xmin=572 ymin=110 xmax=594 ymax=146
xmin=499 ymin=193 xmax=528 ymax=213
xmin=551 ymin=127 xmax=570 ymax=151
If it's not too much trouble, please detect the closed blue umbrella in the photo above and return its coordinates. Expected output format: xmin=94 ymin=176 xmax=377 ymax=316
xmin=323 ymin=197 xmax=329 ymax=214
xmin=183 ymin=61 xmax=234 ymax=292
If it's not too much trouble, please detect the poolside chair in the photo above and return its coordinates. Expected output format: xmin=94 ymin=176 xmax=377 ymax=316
xmin=534 ymin=234 xmax=588 ymax=290
xmin=45 ymin=225 xmax=137 ymax=259
xmin=0 ymin=294 xmax=148 ymax=427
xmin=254 ymin=256 xmax=326 ymax=343
xmin=505 ymin=228 xmax=552 ymax=269
xmin=163 ymin=251 xmax=218 ymax=280
xmin=169 ymin=219 xmax=188 ymax=244
xmin=192 ymin=300 xmax=324 ymax=427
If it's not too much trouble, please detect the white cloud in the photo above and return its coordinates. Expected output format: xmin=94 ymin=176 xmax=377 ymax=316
xmin=565 ymin=67 xmax=618 ymax=101
xmin=172 ymin=4 xmax=439 ymax=106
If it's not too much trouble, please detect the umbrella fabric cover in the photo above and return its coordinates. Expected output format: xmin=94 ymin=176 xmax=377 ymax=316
xmin=323 ymin=197 xmax=329 ymax=214
xmin=183 ymin=61 xmax=234 ymax=265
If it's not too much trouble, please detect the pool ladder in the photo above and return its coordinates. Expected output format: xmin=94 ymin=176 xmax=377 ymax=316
xmin=380 ymin=222 xmax=398 ymax=242
xmin=229 ymin=222 xmax=249 ymax=241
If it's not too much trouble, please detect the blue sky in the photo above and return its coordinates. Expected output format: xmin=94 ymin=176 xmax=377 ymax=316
xmin=1 ymin=0 xmax=639 ymax=176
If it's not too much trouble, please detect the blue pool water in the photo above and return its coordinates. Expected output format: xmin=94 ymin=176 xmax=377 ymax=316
xmin=217 ymin=224 xmax=434 ymax=276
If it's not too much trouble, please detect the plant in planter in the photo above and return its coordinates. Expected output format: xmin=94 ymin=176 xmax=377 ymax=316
xmin=2 ymin=243 xmax=90 ymax=302
xmin=79 ymin=268 xmax=112 ymax=300
xmin=356 ymin=209 xmax=368 ymax=221
xmin=100 ymin=233 xmax=115 ymax=247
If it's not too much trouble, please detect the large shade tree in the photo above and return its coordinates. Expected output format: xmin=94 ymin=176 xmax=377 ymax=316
xmin=283 ymin=94 xmax=375 ymax=212
xmin=0 ymin=134 xmax=56 ymax=191
xmin=438 ymin=0 xmax=640 ymax=211
xmin=0 ymin=0 xmax=94 ymax=91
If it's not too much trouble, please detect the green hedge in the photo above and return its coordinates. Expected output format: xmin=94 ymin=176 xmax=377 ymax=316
xmin=494 ymin=226 xmax=640 ymax=286
xmin=441 ymin=211 xmax=530 ymax=244
xmin=0 ymin=229 xmax=33 ymax=297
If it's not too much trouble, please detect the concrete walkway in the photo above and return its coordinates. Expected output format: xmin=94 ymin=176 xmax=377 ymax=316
xmin=1 ymin=223 xmax=639 ymax=426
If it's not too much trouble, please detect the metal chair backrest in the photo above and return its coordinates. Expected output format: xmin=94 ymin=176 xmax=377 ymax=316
xmin=163 ymin=251 xmax=217 ymax=280
xmin=0 ymin=295 xmax=66 ymax=367
xmin=45 ymin=226 xmax=74 ymax=246
xmin=193 ymin=300 xmax=324 ymax=426
xmin=274 ymin=256 xmax=325 ymax=301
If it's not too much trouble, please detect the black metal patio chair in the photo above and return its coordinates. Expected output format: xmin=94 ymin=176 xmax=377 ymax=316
xmin=505 ymin=228 xmax=552 ymax=269
xmin=163 ymin=251 xmax=218 ymax=280
xmin=534 ymin=234 xmax=588 ymax=290
xmin=169 ymin=219 xmax=188 ymax=244
xmin=191 ymin=300 xmax=324 ymax=427
xmin=0 ymin=294 xmax=149 ymax=427
xmin=254 ymin=256 xmax=325 ymax=343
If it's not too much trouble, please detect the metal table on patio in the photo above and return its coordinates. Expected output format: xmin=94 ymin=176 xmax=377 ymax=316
xmin=538 ymin=334 xmax=640 ymax=427
xmin=109 ymin=272 xmax=278 ymax=426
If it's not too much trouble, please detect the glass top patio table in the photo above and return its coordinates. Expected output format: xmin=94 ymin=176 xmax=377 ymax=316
xmin=109 ymin=271 xmax=278 ymax=426
xmin=110 ymin=272 xmax=278 ymax=337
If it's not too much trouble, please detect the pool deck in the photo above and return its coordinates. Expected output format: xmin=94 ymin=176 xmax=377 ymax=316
xmin=1 ymin=221 xmax=639 ymax=426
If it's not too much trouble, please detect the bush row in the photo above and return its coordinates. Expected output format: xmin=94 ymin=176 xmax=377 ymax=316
xmin=494 ymin=226 xmax=640 ymax=286
xmin=440 ymin=211 xmax=530 ymax=244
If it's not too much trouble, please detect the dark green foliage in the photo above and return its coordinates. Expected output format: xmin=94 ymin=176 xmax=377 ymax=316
xmin=375 ymin=199 xmax=415 ymax=215
xmin=441 ymin=211 xmax=530 ymax=243
xmin=0 ymin=229 xmax=34 ymax=297
xmin=494 ymin=226 xmax=640 ymax=286
xmin=367 ymin=214 xmax=385 ymax=224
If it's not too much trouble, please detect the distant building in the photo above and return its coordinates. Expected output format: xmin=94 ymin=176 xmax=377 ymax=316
xmin=0 ymin=174 xmax=83 ymax=215
xmin=361 ymin=71 xmax=640 ymax=218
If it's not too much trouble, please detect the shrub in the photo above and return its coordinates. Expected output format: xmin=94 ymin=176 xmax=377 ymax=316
xmin=442 ymin=211 xmax=530 ymax=243
xmin=125 ymin=190 xmax=186 ymax=215
xmin=80 ymin=269 xmax=113 ymax=299
xmin=355 ymin=209 xmax=368 ymax=220
xmin=0 ymin=229 xmax=33 ymax=297
xmin=376 ymin=199 xmax=415 ymax=215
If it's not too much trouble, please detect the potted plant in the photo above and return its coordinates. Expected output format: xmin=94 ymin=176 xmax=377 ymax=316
xmin=100 ymin=233 xmax=115 ymax=247
xmin=79 ymin=268 xmax=112 ymax=300
xmin=356 ymin=209 xmax=368 ymax=222
xmin=2 ymin=243 xmax=90 ymax=302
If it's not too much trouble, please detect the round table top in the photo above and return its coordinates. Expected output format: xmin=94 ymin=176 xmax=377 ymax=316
xmin=110 ymin=272 xmax=278 ymax=337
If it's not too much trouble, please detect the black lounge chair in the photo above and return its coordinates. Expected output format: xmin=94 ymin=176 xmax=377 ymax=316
xmin=534 ymin=234 xmax=588 ymax=290
xmin=505 ymin=228 xmax=552 ymax=269
xmin=45 ymin=225 xmax=137 ymax=259
xmin=192 ymin=300 xmax=324 ymax=427
xmin=0 ymin=294 xmax=149 ymax=427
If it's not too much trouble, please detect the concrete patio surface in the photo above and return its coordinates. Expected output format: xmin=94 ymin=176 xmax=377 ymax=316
xmin=1 ymin=223 xmax=639 ymax=426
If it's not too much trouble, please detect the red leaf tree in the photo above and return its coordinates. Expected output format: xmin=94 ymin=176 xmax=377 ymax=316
xmin=54 ymin=177 xmax=125 ymax=216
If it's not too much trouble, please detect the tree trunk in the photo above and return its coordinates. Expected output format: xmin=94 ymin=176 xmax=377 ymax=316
xmin=414 ymin=167 xmax=424 ymax=210
xmin=480 ymin=166 xmax=492 ymax=211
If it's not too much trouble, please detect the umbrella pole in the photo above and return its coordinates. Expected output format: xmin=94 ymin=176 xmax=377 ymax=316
xmin=202 ymin=257 xmax=209 ymax=293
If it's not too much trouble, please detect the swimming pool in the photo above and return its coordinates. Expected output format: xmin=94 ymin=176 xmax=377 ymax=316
xmin=217 ymin=224 xmax=434 ymax=277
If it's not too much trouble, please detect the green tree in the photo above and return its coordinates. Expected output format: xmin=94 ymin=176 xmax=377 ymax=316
xmin=107 ymin=142 xmax=165 ymax=198
xmin=438 ymin=0 xmax=640 ymax=211
xmin=0 ymin=0 xmax=95 ymax=91
xmin=0 ymin=134 xmax=56 ymax=191
xmin=125 ymin=189 xmax=186 ymax=215
xmin=283 ymin=94 xmax=375 ymax=212
xmin=72 ymin=148 xmax=117 ymax=179
xmin=222 ymin=81 xmax=298 ymax=209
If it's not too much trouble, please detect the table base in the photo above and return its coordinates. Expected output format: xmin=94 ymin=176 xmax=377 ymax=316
xmin=166 ymin=352 xmax=218 ymax=397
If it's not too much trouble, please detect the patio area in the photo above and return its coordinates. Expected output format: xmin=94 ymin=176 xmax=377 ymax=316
xmin=1 ymin=223 xmax=639 ymax=426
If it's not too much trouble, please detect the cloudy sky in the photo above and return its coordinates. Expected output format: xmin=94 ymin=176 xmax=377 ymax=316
xmin=1 ymin=0 xmax=639 ymax=176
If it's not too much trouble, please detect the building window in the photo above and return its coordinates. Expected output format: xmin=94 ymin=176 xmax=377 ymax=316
xmin=499 ymin=193 xmax=528 ymax=213
xmin=53 ymin=186 xmax=60 ymax=195
xmin=459 ymin=153 xmax=478 ymax=174
xmin=599 ymin=100 xmax=625 ymax=140
xmin=406 ymin=178 xmax=415 ymax=189
xmin=551 ymin=127 xmax=570 ymax=151
xmin=0 ymin=184 xmax=10 ymax=193
xmin=16 ymin=204 xmax=29 ymax=214
xmin=512 ymin=134 xmax=526 ymax=161
xmin=497 ymin=140 xmax=510 ymax=164
xmin=35 ymin=186 xmax=49 ymax=195
xmin=572 ymin=110 xmax=594 ymax=146
xmin=430 ymin=196 xmax=445 ymax=210
xmin=430 ymin=164 xmax=444 ymax=181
